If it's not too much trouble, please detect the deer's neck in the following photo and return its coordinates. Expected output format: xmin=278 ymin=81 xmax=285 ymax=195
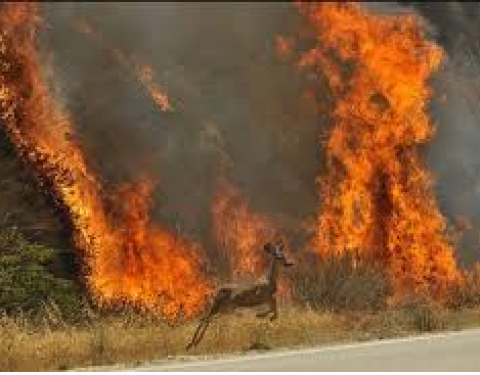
xmin=267 ymin=258 xmax=279 ymax=291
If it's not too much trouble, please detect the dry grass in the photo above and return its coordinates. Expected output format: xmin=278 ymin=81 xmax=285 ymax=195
xmin=289 ymin=253 xmax=390 ymax=311
xmin=0 ymin=304 xmax=479 ymax=371
xmin=0 ymin=252 xmax=478 ymax=371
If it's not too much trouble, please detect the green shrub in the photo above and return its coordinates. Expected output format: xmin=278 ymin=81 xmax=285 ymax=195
xmin=0 ymin=228 xmax=82 ymax=316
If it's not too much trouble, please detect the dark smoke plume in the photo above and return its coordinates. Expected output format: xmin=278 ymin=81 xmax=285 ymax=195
xmin=37 ymin=2 xmax=480 ymax=268
xmin=40 ymin=2 xmax=319 ymax=265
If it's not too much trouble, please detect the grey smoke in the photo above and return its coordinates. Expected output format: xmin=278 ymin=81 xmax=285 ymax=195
xmin=40 ymin=2 xmax=320 ymax=266
xmin=415 ymin=2 xmax=480 ymax=266
xmin=39 ymin=2 xmax=480 ymax=268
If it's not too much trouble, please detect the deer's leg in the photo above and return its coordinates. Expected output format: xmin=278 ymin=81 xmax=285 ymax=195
xmin=186 ymin=289 xmax=230 ymax=350
xmin=269 ymin=297 xmax=278 ymax=321
xmin=256 ymin=308 xmax=271 ymax=318
xmin=187 ymin=305 xmax=220 ymax=350
xmin=186 ymin=316 xmax=210 ymax=350
xmin=190 ymin=313 xmax=215 ymax=348
xmin=256 ymin=296 xmax=275 ymax=319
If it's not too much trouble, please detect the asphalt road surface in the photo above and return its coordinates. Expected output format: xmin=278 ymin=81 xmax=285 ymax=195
xmin=131 ymin=328 xmax=480 ymax=371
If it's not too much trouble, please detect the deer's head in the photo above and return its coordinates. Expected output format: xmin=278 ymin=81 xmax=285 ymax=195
xmin=264 ymin=241 xmax=294 ymax=267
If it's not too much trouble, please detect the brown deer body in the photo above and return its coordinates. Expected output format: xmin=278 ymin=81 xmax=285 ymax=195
xmin=186 ymin=241 xmax=293 ymax=350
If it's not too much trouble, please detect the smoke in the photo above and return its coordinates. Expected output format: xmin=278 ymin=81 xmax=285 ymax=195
xmin=39 ymin=2 xmax=321 ymax=265
xmin=408 ymin=2 xmax=480 ymax=266
xmin=37 ymin=2 xmax=480 ymax=269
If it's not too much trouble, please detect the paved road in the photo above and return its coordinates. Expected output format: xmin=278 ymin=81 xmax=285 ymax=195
xmin=132 ymin=328 xmax=480 ymax=371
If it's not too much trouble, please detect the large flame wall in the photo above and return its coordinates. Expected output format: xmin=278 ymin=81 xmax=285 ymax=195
xmin=1 ymin=2 xmax=479 ymax=316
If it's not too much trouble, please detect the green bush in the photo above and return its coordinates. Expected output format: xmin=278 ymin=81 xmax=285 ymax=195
xmin=0 ymin=228 xmax=82 ymax=316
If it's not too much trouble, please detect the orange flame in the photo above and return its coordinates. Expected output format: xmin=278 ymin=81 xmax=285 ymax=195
xmin=293 ymin=2 xmax=461 ymax=299
xmin=92 ymin=178 xmax=211 ymax=316
xmin=0 ymin=2 xmax=209 ymax=318
xmin=212 ymin=177 xmax=275 ymax=279
xmin=74 ymin=19 xmax=172 ymax=113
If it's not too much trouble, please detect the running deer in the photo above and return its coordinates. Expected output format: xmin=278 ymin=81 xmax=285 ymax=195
xmin=186 ymin=241 xmax=293 ymax=350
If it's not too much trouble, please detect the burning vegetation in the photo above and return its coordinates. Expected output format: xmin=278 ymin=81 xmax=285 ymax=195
xmin=0 ymin=1 xmax=479 ymax=320
xmin=0 ymin=2 xmax=210 ymax=319
xmin=291 ymin=2 xmax=462 ymax=300
xmin=212 ymin=176 xmax=276 ymax=280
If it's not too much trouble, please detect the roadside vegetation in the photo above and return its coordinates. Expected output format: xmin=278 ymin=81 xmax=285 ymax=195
xmin=0 ymin=295 xmax=479 ymax=371
xmin=0 ymin=237 xmax=479 ymax=371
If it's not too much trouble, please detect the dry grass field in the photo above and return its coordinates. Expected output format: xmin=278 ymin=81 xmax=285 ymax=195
xmin=0 ymin=302 xmax=479 ymax=371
